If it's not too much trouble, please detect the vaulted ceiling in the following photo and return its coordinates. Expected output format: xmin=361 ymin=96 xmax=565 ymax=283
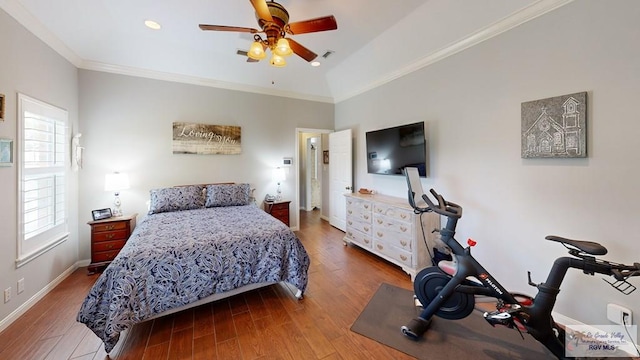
xmin=1 ymin=0 xmax=572 ymax=102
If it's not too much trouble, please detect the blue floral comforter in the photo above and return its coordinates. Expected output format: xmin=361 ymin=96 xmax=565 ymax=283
xmin=77 ymin=205 xmax=310 ymax=352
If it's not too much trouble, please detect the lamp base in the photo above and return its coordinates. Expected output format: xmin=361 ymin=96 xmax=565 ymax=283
xmin=113 ymin=193 xmax=123 ymax=217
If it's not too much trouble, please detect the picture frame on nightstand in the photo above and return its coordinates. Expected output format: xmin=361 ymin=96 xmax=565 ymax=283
xmin=91 ymin=208 xmax=112 ymax=221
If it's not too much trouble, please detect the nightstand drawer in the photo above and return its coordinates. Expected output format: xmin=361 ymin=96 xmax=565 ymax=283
xmin=92 ymin=250 xmax=121 ymax=263
xmin=92 ymin=222 xmax=129 ymax=232
xmin=270 ymin=208 xmax=288 ymax=217
xmin=92 ymin=229 xmax=129 ymax=242
xmin=92 ymin=239 xmax=126 ymax=252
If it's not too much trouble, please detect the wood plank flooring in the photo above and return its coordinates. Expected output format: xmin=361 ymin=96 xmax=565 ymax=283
xmin=0 ymin=210 xmax=417 ymax=360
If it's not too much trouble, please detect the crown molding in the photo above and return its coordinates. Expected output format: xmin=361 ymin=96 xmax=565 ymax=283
xmin=0 ymin=0 xmax=82 ymax=67
xmin=332 ymin=0 xmax=575 ymax=103
xmin=79 ymin=61 xmax=334 ymax=103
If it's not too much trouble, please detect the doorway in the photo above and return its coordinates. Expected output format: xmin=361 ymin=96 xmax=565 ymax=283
xmin=294 ymin=128 xmax=332 ymax=230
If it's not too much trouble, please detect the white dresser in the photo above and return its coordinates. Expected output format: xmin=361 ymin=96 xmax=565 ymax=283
xmin=343 ymin=193 xmax=441 ymax=279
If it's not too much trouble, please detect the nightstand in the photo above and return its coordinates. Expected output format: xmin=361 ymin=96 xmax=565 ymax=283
xmin=264 ymin=200 xmax=291 ymax=227
xmin=87 ymin=213 xmax=137 ymax=275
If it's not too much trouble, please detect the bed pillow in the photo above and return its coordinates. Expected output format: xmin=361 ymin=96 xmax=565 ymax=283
xmin=148 ymin=185 xmax=205 ymax=214
xmin=206 ymin=183 xmax=251 ymax=207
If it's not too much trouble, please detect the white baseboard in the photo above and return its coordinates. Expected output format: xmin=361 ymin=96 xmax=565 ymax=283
xmin=0 ymin=261 xmax=83 ymax=333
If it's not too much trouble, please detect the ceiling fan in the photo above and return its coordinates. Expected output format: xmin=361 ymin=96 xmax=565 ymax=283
xmin=199 ymin=0 xmax=337 ymax=67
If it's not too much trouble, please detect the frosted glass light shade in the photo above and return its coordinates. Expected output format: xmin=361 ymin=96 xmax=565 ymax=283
xmin=270 ymin=54 xmax=286 ymax=67
xmin=274 ymin=38 xmax=293 ymax=57
xmin=248 ymin=41 xmax=266 ymax=60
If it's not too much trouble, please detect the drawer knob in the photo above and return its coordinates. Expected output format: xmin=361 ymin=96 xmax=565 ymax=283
xmin=376 ymin=219 xmax=383 ymax=224
xmin=400 ymin=255 xmax=408 ymax=261
xmin=376 ymin=244 xmax=384 ymax=250
xmin=377 ymin=232 xmax=383 ymax=237
xmin=106 ymin=234 xmax=115 ymax=239
xmin=365 ymin=239 xmax=370 ymax=244
xmin=364 ymin=227 xmax=369 ymax=232
xmin=400 ymin=226 xmax=407 ymax=232
xmin=400 ymin=240 xmax=408 ymax=247
xmin=348 ymin=210 xmax=352 ymax=214
xmin=364 ymin=205 xmax=370 ymax=209
xmin=106 ymin=225 xmax=115 ymax=230
xmin=400 ymin=214 xmax=407 ymax=219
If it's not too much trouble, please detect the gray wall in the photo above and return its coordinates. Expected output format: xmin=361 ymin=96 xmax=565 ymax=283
xmin=336 ymin=0 xmax=640 ymax=326
xmin=77 ymin=70 xmax=334 ymax=260
xmin=0 ymin=8 xmax=79 ymax=324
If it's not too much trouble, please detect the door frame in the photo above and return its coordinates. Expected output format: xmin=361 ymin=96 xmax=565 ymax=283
xmin=294 ymin=127 xmax=333 ymax=231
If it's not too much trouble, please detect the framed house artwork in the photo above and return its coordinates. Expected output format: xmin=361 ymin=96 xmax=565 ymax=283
xmin=521 ymin=92 xmax=587 ymax=158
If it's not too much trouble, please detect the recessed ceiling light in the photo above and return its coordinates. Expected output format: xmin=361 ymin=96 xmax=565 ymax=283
xmin=144 ymin=20 xmax=161 ymax=30
xmin=311 ymin=61 xmax=321 ymax=67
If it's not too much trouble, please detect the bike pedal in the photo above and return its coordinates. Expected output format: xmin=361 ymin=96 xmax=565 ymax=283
xmin=483 ymin=311 xmax=515 ymax=328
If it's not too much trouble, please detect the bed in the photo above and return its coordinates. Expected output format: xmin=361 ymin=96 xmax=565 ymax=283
xmin=76 ymin=183 xmax=310 ymax=353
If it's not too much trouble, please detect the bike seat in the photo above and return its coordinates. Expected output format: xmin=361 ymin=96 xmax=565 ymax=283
xmin=545 ymin=235 xmax=608 ymax=255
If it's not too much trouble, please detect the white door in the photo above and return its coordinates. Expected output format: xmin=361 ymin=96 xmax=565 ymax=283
xmin=329 ymin=129 xmax=353 ymax=231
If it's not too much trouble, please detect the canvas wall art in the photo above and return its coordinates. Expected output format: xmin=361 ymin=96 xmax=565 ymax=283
xmin=172 ymin=122 xmax=241 ymax=155
xmin=521 ymin=92 xmax=587 ymax=158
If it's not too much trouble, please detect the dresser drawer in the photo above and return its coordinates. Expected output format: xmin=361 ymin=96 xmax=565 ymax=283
xmin=346 ymin=217 xmax=372 ymax=235
xmin=346 ymin=227 xmax=372 ymax=249
xmin=92 ymin=222 xmax=129 ymax=233
xmin=373 ymin=204 xmax=413 ymax=224
xmin=374 ymin=214 xmax=412 ymax=235
xmin=346 ymin=198 xmax=372 ymax=213
xmin=373 ymin=226 xmax=413 ymax=251
xmin=373 ymin=239 xmax=413 ymax=267
xmin=92 ymin=229 xmax=129 ymax=242
xmin=92 ymin=239 xmax=126 ymax=252
xmin=92 ymin=250 xmax=121 ymax=263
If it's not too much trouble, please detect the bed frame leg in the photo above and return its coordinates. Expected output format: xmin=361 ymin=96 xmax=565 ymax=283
xmin=295 ymin=289 xmax=304 ymax=299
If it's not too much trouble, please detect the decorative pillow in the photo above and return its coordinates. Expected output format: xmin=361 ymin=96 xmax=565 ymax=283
xmin=206 ymin=183 xmax=251 ymax=207
xmin=148 ymin=185 xmax=205 ymax=214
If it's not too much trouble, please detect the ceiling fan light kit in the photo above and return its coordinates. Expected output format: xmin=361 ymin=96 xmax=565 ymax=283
xmin=200 ymin=0 xmax=337 ymax=67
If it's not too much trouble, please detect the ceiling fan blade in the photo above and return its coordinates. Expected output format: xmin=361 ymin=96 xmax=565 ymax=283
xmin=287 ymin=38 xmax=318 ymax=62
xmin=250 ymin=0 xmax=273 ymax=23
xmin=237 ymin=50 xmax=260 ymax=62
xmin=199 ymin=24 xmax=260 ymax=33
xmin=286 ymin=15 xmax=337 ymax=35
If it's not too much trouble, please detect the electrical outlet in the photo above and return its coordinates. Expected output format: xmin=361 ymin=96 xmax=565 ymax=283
xmin=607 ymin=303 xmax=632 ymax=325
xmin=17 ymin=278 xmax=24 ymax=294
xmin=3 ymin=288 xmax=11 ymax=303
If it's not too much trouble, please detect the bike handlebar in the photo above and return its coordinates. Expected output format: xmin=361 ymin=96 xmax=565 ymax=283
xmin=421 ymin=189 xmax=463 ymax=219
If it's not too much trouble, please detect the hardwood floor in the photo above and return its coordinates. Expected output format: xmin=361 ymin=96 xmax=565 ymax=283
xmin=0 ymin=210 xmax=417 ymax=360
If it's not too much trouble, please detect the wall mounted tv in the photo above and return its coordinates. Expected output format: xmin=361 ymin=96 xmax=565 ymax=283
xmin=366 ymin=121 xmax=427 ymax=177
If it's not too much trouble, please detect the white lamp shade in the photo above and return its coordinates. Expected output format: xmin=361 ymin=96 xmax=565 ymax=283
xmin=272 ymin=167 xmax=286 ymax=182
xmin=105 ymin=172 xmax=130 ymax=192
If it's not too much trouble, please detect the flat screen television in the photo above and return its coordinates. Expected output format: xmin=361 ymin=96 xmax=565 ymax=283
xmin=365 ymin=121 xmax=427 ymax=177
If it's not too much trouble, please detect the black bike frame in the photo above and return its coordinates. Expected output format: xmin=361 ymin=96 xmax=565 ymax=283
xmin=418 ymin=209 xmax=622 ymax=359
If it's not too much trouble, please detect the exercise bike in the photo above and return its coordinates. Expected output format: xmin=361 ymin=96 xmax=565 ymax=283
xmin=400 ymin=167 xmax=640 ymax=359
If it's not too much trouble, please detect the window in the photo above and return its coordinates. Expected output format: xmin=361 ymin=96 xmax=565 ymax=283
xmin=17 ymin=94 xmax=69 ymax=267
